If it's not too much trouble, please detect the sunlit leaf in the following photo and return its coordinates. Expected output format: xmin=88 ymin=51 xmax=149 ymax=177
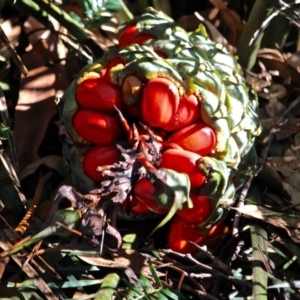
xmin=77 ymin=0 xmax=121 ymax=30
xmin=233 ymin=204 xmax=300 ymax=243
xmin=148 ymin=168 xmax=192 ymax=236
xmin=161 ymin=289 xmax=190 ymax=300
xmin=268 ymin=281 xmax=300 ymax=289
xmin=2 ymin=208 xmax=81 ymax=257
xmin=151 ymin=291 xmax=169 ymax=300
xmin=69 ymin=11 xmax=85 ymax=28
xmin=148 ymin=260 xmax=162 ymax=288
xmin=0 ymin=126 xmax=12 ymax=140
xmin=95 ymin=272 xmax=120 ymax=300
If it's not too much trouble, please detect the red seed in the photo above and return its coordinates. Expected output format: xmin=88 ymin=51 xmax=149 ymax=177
xmin=133 ymin=34 xmax=156 ymax=45
xmin=176 ymin=194 xmax=211 ymax=223
xmin=168 ymin=122 xmax=216 ymax=156
xmin=83 ymin=145 xmax=120 ymax=181
xmin=76 ymin=78 xmax=122 ymax=113
xmin=118 ymin=24 xmax=137 ymax=47
xmin=133 ymin=177 xmax=168 ymax=214
xmin=168 ymin=215 xmax=204 ymax=254
xmin=73 ymin=109 xmax=120 ymax=144
xmin=123 ymin=102 xmax=141 ymax=120
xmin=129 ymin=196 xmax=150 ymax=213
xmin=168 ymin=217 xmax=227 ymax=254
xmin=141 ymin=78 xmax=180 ymax=127
xmin=165 ymin=94 xmax=201 ymax=131
xmin=155 ymin=51 xmax=168 ymax=58
xmin=205 ymin=221 xmax=227 ymax=248
xmin=159 ymin=148 xmax=205 ymax=189
xmin=103 ymin=58 xmax=124 ymax=83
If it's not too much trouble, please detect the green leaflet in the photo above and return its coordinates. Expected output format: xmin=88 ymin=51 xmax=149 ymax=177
xmin=147 ymin=168 xmax=192 ymax=236
xmin=118 ymin=270 xmax=189 ymax=300
xmin=3 ymin=208 xmax=81 ymax=257
xmin=0 ymin=126 xmax=12 ymax=140
xmin=95 ymin=273 xmax=120 ymax=300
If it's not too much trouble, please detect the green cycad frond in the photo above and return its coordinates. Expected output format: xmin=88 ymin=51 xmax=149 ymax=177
xmin=117 ymin=267 xmax=189 ymax=300
xmin=75 ymin=0 xmax=123 ymax=30
xmin=0 ymin=126 xmax=12 ymax=140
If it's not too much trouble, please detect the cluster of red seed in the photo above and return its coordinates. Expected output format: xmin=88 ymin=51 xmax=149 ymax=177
xmin=71 ymin=22 xmax=227 ymax=253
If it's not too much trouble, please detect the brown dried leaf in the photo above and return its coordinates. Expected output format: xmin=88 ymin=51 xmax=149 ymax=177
xmin=0 ymin=22 xmax=27 ymax=76
xmin=284 ymin=51 xmax=300 ymax=79
xmin=285 ymin=173 xmax=300 ymax=192
xmin=258 ymin=84 xmax=287 ymax=101
xmin=247 ymin=77 xmax=271 ymax=93
xmin=178 ymin=10 xmax=229 ymax=49
xmin=0 ymin=255 xmax=9 ymax=279
xmin=72 ymin=291 xmax=89 ymax=299
xmin=194 ymin=12 xmax=229 ymax=49
xmin=258 ymin=49 xmax=292 ymax=84
xmin=260 ymin=117 xmax=300 ymax=141
xmin=257 ymin=163 xmax=287 ymax=197
xmin=260 ymin=117 xmax=279 ymax=134
xmin=31 ymin=38 xmax=49 ymax=58
xmin=19 ymin=155 xmax=70 ymax=180
xmin=78 ymin=249 xmax=155 ymax=277
xmin=14 ymin=61 xmax=57 ymax=170
xmin=178 ymin=10 xmax=217 ymax=32
xmin=234 ymin=204 xmax=300 ymax=243
xmin=177 ymin=14 xmax=200 ymax=31
xmin=284 ymin=132 xmax=300 ymax=157
xmin=259 ymin=48 xmax=285 ymax=61
xmin=281 ymin=181 xmax=300 ymax=211
xmin=294 ymin=132 xmax=300 ymax=147
xmin=0 ymin=235 xmax=58 ymax=299
xmin=14 ymin=16 xmax=70 ymax=171
xmin=267 ymin=156 xmax=300 ymax=172
xmin=260 ymin=157 xmax=300 ymax=211
xmin=262 ymin=192 xmax=288 ymax=209
xmin=265 ymin=98 xmax=286 ymax=118
xmin=1 ymin=19 xmax=21 ymax=44
xmin=209 ymin=0 xmax=244 ymax=46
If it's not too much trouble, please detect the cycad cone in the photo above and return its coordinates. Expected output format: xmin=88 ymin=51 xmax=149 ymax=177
xmin=59 ymin=7 xmax=261 ymax=230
